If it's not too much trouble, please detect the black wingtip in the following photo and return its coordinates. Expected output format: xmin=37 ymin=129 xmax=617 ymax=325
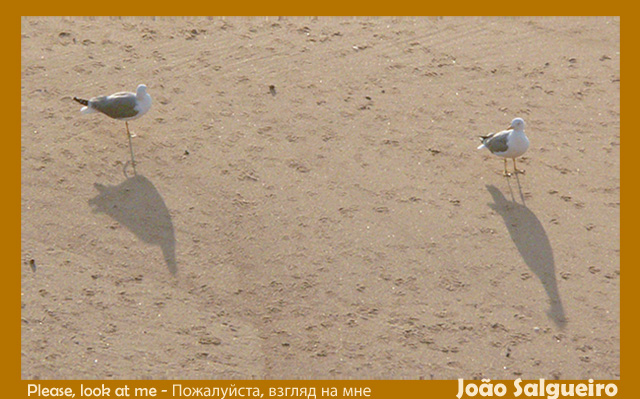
xmin=73 ymin=97 xmax=89 ymax=106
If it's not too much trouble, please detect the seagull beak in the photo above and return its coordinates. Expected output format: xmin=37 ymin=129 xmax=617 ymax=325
xmin=507 ymin=124 xmax=514 ymax=130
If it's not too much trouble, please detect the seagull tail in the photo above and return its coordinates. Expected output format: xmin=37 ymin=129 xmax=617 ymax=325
xmin=74 ymin=97 xmax=96 ymax=114
xmin=73 ymin=97 xmax=89 ymax=106
xmin=477 ymin=136 xmax=488 ymax=150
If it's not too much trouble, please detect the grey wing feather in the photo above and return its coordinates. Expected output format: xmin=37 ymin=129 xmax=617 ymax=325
xmin=480 ymin=131 xmax=509 ymax=153
xmin=89 ymin=93 xmax=139 ymax=119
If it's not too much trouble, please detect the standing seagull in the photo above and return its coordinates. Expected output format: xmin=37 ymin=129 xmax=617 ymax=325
xmin=73 ymin=84 xmax=152 ymax=173
xmin=477 ymin=117 xmax=529 ymax=177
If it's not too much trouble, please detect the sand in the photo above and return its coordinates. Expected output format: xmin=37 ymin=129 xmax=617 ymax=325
xmin=21 ymin=16 xmax=619 ymax=379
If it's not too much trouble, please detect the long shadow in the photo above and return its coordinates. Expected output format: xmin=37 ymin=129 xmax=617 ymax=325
xmin=486 ymin=184 xmax=566 ymax=328
xmin=88 ymin=174 xmax=177 ymax=274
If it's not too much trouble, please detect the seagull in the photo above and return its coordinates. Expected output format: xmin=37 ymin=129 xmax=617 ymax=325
xmin=73 ymin=84 xmax=152 ymax=173
xmin=477 ymin=117 xmax=530 ymax=176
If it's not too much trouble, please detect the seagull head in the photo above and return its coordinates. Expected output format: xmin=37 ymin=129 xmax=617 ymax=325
xmin=136 ymin=84 xmax=147 ymax=95
xmin=509 ymin=117 xmax=525 ymax=131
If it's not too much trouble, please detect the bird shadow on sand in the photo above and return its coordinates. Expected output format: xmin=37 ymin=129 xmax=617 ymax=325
xmin=88 ymin=174 xmax=177 ymax=274
xmin=486 ymin=179 xmax=566 ymax=328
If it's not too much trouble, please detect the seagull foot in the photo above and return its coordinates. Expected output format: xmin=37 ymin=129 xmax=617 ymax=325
xmin=123 ymin=160 xmax=138 ymax=178
xmin=514 ymin=169 xmax=526 ymax=174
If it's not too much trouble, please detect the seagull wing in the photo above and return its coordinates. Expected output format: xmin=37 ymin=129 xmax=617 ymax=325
xmin=89 ymin=92 xmax=139 ymax=119
xmin=478 ymin=130 xmax=510 ymax=153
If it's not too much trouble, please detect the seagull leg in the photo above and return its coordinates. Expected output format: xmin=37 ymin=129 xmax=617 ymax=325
xmin=513 ymin=158 xmax=525 ymax=174
xmin=503 ymin=158 xmax=512 ymax=177
xmin=126 ymin=121 xmax=137 ymax=176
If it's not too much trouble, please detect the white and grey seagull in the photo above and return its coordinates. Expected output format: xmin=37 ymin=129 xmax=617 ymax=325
xmin=477 ymin=117 xmax=530 ymax=177
xmin=73 ymin=84 xmax=152 ymax=173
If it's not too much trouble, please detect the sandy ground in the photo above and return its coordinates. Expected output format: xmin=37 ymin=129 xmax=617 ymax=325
xmin=21 ymin=16 xmax=619 ymax=379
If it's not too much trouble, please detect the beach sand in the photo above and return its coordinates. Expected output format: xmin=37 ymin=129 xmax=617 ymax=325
xmin=21 ymin=16 xmax=619 ymax=379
